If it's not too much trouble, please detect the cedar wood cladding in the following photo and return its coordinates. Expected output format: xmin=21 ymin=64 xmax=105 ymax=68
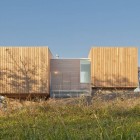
xmin=88 ymin=47 xmax=138 ymax=88
xmin=0 ymin=47 xmax=53 ymax=94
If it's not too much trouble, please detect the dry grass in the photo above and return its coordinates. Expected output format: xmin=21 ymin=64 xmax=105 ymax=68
xmin=0 ymin=94 xmax=140 ymax=139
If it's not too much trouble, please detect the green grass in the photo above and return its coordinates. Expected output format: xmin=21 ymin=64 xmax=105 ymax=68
xmin=0 ymin=97 xmax=140 ymax=140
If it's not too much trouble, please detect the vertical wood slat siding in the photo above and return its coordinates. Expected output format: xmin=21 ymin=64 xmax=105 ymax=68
xmin=88 ymin=47 xmax=138 ymax=88
xmin=0 ymin=47 xmax=52 ymax=94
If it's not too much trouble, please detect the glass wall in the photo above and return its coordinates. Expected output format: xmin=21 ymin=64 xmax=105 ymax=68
xmin=80 ymin=60 xmax=91 ymax=83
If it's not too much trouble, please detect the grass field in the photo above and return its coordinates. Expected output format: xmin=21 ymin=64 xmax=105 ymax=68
xmin=0 ymin=95 xmax=140 ymax=140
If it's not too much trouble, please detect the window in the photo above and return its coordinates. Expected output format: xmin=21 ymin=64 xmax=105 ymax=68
xmin=80 ymin=60 xmax=90 ymax=83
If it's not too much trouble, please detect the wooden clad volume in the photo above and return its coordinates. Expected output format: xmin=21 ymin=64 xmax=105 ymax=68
xmin=88 ymin=47 xmax=138 ymax=88
xmin=0 ymin=47 xmax=53 ymax=95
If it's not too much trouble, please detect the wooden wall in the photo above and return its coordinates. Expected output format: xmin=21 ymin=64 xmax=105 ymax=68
xmin=88 ymin=47 xmax=138 ymax=88
xmin=0 ymin=47 xmax=53 ymax=95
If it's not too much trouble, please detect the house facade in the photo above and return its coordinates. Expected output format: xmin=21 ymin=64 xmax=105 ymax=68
xmin=0 ymin=46 xmax=138 ymax=98
xmin=50 ymin=58 xmax=91 ymax=97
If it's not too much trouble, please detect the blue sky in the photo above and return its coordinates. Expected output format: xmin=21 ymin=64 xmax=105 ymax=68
xmin=0 ymin=0 xmax=139 ymax=65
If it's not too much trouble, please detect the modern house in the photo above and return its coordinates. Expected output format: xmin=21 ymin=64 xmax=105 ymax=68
xmin=0 ymin=46 xmax=138 ymax=98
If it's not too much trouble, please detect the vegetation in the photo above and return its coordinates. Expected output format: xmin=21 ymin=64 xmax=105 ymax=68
xmin=0 ymin=96 xmax=140 ymax=140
